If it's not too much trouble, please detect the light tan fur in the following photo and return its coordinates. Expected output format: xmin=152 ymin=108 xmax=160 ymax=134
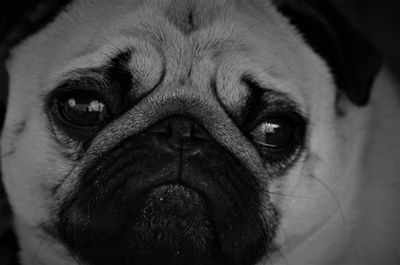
xmin=1 ymin=0 xmax=399 ymax=264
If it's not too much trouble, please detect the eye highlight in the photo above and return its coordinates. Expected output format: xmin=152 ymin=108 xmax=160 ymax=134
xmin=251 ymin=119 xmax=296 ymax=149
xmin=59 ymin=95 xmax=110 ymax=126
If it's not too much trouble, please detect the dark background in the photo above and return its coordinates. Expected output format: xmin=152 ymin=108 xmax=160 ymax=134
xmin=335 ymin=0 xmax=400 ymax=81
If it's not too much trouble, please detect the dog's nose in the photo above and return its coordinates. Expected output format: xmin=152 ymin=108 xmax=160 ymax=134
xmin=146 ymin=116 xmax=211 ymax=151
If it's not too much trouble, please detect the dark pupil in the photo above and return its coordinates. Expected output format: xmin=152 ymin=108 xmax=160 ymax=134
xmin=61 ymin=97 xmax=104 ymax=125
xmin=264 ymin=121 xmax=293 ymax=148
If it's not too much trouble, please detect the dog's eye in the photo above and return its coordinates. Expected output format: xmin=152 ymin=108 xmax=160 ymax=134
xmin=251 ymin=118 xmax=296 ymax=149
xmin=59 ymin=96 xmax=109 ymax=126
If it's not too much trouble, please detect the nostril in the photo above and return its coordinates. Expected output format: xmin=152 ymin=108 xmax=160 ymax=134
xmin=192 ymin=123 xmax=211 ymax=140
xmin=166 ymin=116 xmax=212 ymax=141
xmin=146 ymin=121 xmax=170 ymax=134
xmin=169 ymin=118 xmax=194 ymax=139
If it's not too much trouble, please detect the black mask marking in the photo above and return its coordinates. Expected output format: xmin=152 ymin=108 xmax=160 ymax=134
xmin=55 ymin=116 xmax=279 ymax=265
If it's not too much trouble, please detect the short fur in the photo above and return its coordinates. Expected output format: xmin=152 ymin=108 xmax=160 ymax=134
xmin=0 ymin=0 xmax=399 ymax=264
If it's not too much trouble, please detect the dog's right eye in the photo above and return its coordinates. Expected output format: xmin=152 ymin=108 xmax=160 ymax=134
xmin=46 ymin=88 xmax=116 ymax=147
xmin=59 ymin=95 xmax=110 ymax=126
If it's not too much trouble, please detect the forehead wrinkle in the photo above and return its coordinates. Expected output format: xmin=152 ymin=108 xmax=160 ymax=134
xmin=47 ymin=0 xmax=307 ymax=111
xmin=217 ymin=72 xmax=307 ymax=123
xmin=54 ymin=3 xmax=174 ymax=80
xmin=59 ymin=0 xmax=251 ymax=78
xmin=45 ymin=30 xmax=164 ymax=94
xmin=184 ymin=0 xmax=308 ymax=111
xmin=212 ymin=49 xmax=292 ymax=120
xmin=183 ymin=8 xmax=282 ymax=115
xmin=162 ymin=0 xmax=230 ymax=35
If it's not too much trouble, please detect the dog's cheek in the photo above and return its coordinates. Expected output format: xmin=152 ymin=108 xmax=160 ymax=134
xmin=1 ymin=113 xmax=74 ymax=228
xmin=1 ymin=44 xmax=75 ymax=226
xmin=270 ymin=107 xmax=371 ymax=261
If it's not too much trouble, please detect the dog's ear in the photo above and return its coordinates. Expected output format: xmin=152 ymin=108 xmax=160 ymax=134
xmin=273 ymin=0 xmax=382 ymax=106
xmin=0 ymin=65 xmax=7 ymax=131
xmin=0 ymin=0 xmax=74 ymax=60
xmin=0 ymin=0 xmax=74 ymax=131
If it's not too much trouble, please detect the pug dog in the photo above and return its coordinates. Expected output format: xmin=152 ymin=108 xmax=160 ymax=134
xmin=0 ymin=0 xmax=399 ymax=265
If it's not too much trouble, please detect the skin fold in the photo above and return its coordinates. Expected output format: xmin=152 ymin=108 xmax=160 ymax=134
xmin=0 ymin=0 xmax=399 ymax=264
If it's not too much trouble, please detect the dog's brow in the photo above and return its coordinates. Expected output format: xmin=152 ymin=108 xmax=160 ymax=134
xmin=49 ymin=50 xmax=133 ymax=96
xmin=240 ymin=75 xmax=305 ymax=125
xmin=107 ymin=50 xmax=132 ymax=72
xmin=56 ymin=71 xmax=109 ymax=96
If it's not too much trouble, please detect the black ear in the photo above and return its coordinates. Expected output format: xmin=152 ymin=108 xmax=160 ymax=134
xmin=0 ymin=0 xmax=74 ymax=61
xmin=0 ymin=0 xmax=74 ymax=131
xmin=273 ymin=0 xmax=382 ymax=106
xmin=0 ymin=65 xmax=7 ymax=131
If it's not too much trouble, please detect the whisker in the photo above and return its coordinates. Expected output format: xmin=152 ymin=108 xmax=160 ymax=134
xmin=280 ymin=226 xmax=291 ymax=250
xmin=1 ymin=150 xmax=15 ymax=158
xmin=309 ymin=174 xmax=347 ymax=238
xmin=267 ymin=191 xmax=316 ymax=200
xmin=32 ymin=236 xmax=46 ymax=264
xmin=276 ymin=248 xmax=290 ymax=265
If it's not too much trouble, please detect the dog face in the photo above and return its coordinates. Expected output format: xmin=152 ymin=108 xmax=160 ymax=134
xmin=0 ymin=0 xmax=382 ymax=264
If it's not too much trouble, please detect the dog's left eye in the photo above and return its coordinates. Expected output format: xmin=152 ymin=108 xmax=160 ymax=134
xmin=59 ymin=95 xmax=110 ymax=126
xmin=250 ymin=116 xmax=306 ymax=164
xmin=251 ymin=118 xmax=298 ymax=150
